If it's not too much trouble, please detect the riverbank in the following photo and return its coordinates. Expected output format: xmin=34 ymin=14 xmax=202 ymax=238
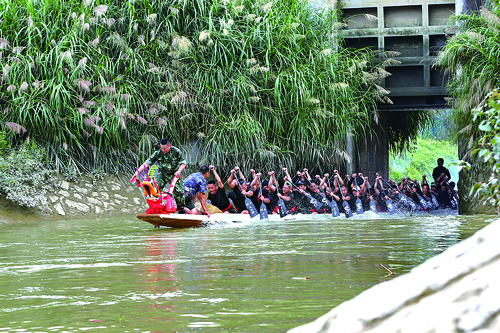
xmin=0 ymin=174 xmax=146 ymax=224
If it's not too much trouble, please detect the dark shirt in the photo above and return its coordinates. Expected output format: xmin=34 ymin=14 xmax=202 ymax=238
xmin=432 ymin=166 xmax=451 ymax=182
xmin=310 ymin=191 xmax=330 ymax=213
xmin=280 ymin=191 xmax=296 ymax=212
xmin=208 ymin=186 xmax=231 ymax=211
xmin=291 ymin=190 xmax=313 ymax=214
xmin=230 ymin=186 xmax=247 ymax=213
xmin=248 ymin=187 xmax=260 ymax=210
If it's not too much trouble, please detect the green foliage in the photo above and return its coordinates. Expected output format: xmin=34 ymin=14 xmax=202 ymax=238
xmin=389 ymin=138 xmax=458 ymax=181
xmin=0 ymin=131 xmax=8 ymax=155
xmin=0 ymin=0 xmax=396 ymax=175
xmin=0 ymin=142 xmax=53 ymax=207
xmin=437 ymin=1 xmax=500 ymax=150
xmin=419 ymin=109 xmax=457 ymax=142
xmin=470 ymin=89 xmax=500 ymax=207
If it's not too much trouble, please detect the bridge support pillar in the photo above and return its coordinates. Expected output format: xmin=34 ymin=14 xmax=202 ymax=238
xmin=347 ymin=115 xmax=389 ymax=181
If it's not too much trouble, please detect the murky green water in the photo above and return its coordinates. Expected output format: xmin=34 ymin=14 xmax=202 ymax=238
xmin=0 ymin=213 xmax=495 ymax=332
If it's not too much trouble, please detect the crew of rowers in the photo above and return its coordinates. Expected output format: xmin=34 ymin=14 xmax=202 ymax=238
xmin=204 ymin=163 xmax=458 ymax=216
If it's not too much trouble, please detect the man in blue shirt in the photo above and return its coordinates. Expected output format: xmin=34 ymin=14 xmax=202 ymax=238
xmin=183 ymin=165 xmax=211 ymax=216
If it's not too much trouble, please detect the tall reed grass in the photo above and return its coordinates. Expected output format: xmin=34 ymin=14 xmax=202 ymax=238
xmin=1 ymin=0 xmax=395 ymax=175
xmin=437 ymin=3 xmax=500 ymax=157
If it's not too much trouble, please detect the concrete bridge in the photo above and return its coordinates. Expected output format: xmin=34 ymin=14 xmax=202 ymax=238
xmin=332 ymin=0 xmax=484 ymax=179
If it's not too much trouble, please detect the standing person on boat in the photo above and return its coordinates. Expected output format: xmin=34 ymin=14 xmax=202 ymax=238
xmin=432 ymin=158 xmax=451 ymax=183
xmin=207 ymin=165 xmax=235 ymax=213
xmin=131 ymin=138 xmax=186 ymax=211
xmin=183 ymin=165 xmax=211 ymax=216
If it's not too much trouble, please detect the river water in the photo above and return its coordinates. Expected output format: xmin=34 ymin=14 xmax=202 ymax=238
xmin=0 ymin=213 xmax=494 ymax=332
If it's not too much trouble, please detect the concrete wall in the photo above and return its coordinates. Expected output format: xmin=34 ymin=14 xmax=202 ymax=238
xmin=0 ymin=174 xmax=147 ymax=224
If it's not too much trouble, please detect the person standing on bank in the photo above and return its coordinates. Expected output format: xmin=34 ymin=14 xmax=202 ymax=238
xmin=432 ymin=158 xmax=451 ymax=183
xmin=131 ymin=138 xmax=186 ymax=211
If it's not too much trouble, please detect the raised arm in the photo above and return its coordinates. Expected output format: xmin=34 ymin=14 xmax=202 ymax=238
xmin=320 ymin=173 xmax=329 ymax=190
xmin=250 ymin=170 xmax=258 ymax=190
xmin=268 ymin=171 xmax=276 ymax=192
xmin=283 ymin=167 xmax=293 ymax=183
xmin=303 ymin=168 xmax=312 ymax=181
xmin=235 ymin=166 xmax=245 ymax=182
xmin=228 ymin=169 xmax=236 ymax=189
xmin=210 ymin=165 xmax=224 ymax=188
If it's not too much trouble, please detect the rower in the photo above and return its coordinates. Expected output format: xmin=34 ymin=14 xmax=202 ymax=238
xmin=183 ymin=165 xmax=211 ymax=216
xmin=206 ymin=165 xmax=235 ymax=213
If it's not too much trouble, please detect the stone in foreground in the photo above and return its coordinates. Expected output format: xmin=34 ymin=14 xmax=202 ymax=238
xmin=288 ymin=219 xmax=500 ymax=333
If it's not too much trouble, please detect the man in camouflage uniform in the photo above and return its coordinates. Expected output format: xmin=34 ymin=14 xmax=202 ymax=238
xmin=132 ymin=138 xmax=186 ymax=210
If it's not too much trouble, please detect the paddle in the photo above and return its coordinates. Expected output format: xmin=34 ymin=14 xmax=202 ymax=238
xmin=237 ymin=181 xmax=259 ymax=218
xmin=444 ymin=179 xmax=458 ymax=210
xmin=381 ymin=177 xmax=410 ymax=209
xmin=378 ymin=178 xmax=398 ymax=215
xmin=385 ymin=197 xmax=397 ymax=215
xmin=335 ymin=175 xmax=352 ymax=218
xmin=257 ymin=174 xmax=269 ymax=220
xmin=273 ymin=177 xmax=288 ymax=218
xmin=401 ymin=179 xmax=420 ymax=212
xmin=364 ymin=177 xmax=378 ymax=213
xmin=406 ymin=179 xmax=431 ymax=210
xmin=327 ymin=176 xmax=340 ymax=218
xmin=354 ymin=176 xmax=364 ymax=215
xmin=290 ymin=182 xmax=323 ymax=211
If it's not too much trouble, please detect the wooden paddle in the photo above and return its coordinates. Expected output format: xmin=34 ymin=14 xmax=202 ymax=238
xmin=257 ymin=174 xmax=269 ymax=220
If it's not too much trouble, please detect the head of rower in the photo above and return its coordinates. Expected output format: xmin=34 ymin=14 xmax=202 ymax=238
xmin=261 ymin=180 xmax=269 ymax=192
xmin=207 ymin=179 xmax=218 ymax=195
xmin=282 ymin=182 xmax=291 ymax=195
xmin=297 ymin=180 xmax=307 ymax=192
xmin=309 ymin=179 xmax=319 ymax=193
xmin=340 ymin=185 xmax=349 ymax=197
xmin=240 ymin=179 xmax=248 ymax=191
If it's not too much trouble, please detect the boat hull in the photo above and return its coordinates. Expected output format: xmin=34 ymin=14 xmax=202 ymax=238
xmin=136 ymin=213 xmax=292 ymax=228
xmin=136 ymin=207 xmax=458 ymax=228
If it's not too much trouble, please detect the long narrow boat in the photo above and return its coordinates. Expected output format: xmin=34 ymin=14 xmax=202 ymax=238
xmin=136 ymin=213 xmax=296 ymax=228
xmin=136 ymin=207 xmax=458 ymax=228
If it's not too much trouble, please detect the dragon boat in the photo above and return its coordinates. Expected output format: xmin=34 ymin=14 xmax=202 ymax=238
xmin=136 ymin=212 xmax=297 ymax=228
